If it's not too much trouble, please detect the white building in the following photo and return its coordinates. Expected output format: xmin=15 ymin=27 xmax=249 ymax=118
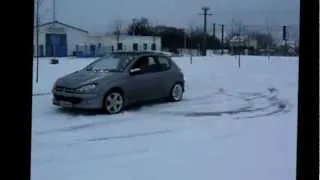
xmin=33 ymin=21 xmax=89 ymax=57
xmin=34 ymin=21 xmax=162 ymax=57
xmin=79 ymin=35 xmax=162 ymax=56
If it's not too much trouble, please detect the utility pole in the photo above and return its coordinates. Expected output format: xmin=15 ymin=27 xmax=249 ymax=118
xmin=152 ymin=35 xmax=156 ymax=51
xmin=283 ymin=25 xmax=287 ymax=56
xmin=237 ymin=24 xmax=241 ymax=68
xmin=184 ymin=29 xmax=187 ymax=50
xmin=231 ymin=18 xmax=234 ymax=35
xmin=213 ymin=23 xmax=216 ymax=37
xmin=35 ymin=0 xmax=41 ymax=83
xmin=221 ymin=24 xmax=224 ymax=55
xmin=53 ymin=0 xmax=56 ymax=22
xmin=51 ymin=0 xmax=57 ymax=57
xmin=189 ymin=26 xmax=193 ymax=64
xmin=199 ymin=6 xmax=213 ymax=56
xmin=212 ymin=23 xmax=215 ymax=53
xmin=266 ymin=18 xmax=271 ymax=62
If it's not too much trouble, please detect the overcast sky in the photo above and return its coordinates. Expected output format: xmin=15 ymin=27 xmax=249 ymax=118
xmin=37 ymin=0 xmax=300 ymax=34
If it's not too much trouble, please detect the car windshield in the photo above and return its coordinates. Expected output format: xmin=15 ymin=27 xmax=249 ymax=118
xmin=84 ymin=55 xmax=132 ymax=72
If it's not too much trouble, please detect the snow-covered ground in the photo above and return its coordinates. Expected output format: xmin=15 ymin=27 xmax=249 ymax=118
xmin=32 ymin=55 xmax=298 ymax=180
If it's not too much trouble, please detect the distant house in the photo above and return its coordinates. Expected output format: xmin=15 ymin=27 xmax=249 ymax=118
xmin=34 ymin=21 xmax=89 ymax=57
xmin=228 ymin=35 xmax=258 ymax=49
xmin=275 ymin=40 xmax=298 ymax=55
xmin=277 ymin=40 xmax=297 ymax=49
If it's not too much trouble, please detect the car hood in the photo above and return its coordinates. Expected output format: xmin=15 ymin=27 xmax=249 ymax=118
xmin=55 ymin=70 xmax=117 ymax=88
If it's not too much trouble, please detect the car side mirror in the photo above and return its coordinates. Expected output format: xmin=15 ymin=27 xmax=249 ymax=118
xmin=129 ymin=68 xmax=142 ymax=75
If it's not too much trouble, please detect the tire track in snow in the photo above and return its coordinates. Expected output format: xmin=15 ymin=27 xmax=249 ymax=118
xmin=184 ymin=88 xmax=291 ymax=119
xmin=87 ymin=129 xmax=172 ymax=142
xmin=33 ymin=116 xmax=139 ymax=135
xmin=63 ymin=129 xmax=172 ymax=147
xmin=145 ymin=88 xmax=292 ymax=119
xmin=33 ymin=88 xmax=291 ymax=136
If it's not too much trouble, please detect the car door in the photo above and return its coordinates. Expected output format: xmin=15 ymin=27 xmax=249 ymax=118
xmin=154 ymin=56 xmax=175 ymax=97
xmin=125 ymin=56 xmax=163 ymax=103
xmin=142 ymin=56 xmax=166 ymax=99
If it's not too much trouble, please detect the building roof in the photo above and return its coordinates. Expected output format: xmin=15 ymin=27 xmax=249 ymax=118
xmin=35 ymin=20 xmax=89 ymax=33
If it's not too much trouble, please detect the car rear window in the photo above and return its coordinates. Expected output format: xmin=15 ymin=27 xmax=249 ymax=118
xmin=157 ymin=56 xmax=171 ymax=70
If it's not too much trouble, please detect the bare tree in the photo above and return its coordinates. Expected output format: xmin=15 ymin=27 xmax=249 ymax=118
xmin=106 ymin=19 xmax=124 ymax=51
xmin=113 ymin=19 xmax=123 ymax=45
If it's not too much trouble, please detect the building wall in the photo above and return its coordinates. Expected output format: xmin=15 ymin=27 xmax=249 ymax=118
xmin=33 ymin=27 xmax=46 ymax=56
xmin=85 ymin=35 xmax=162 ymax=52
xmin=33 ymin=22 xmax=88 ymax=56
xmin=66 ymin=29 xmax=88 ymax=55
xmin=34 ymin=23 xmax=162 ymax=57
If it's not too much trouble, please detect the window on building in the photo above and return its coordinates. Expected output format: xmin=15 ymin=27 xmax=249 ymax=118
xmin=133 ymin=43 xmax=138 ymax=51
xmin=151 ymin=43 xmax=156 ymax=50
xmin=143 ymin=43 xmax=148 ymax=50
xmin=117 ymin=43 xmax=123 ymax=51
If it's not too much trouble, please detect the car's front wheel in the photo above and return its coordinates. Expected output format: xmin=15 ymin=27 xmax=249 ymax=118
xmin=168 ymin=83 xmax=184 ymax=102
xmin=103 ymin=91 xmax=124 ymax=114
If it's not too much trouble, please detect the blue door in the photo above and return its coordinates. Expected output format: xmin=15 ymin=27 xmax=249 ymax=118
xmin=45 ymin=33 xmax=67 ymax=57
xmin=90 ymin=45 xmax=96 ymax=57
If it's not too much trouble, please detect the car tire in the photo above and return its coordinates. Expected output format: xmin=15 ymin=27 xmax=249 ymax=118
xmin=168 ymin=82 xmax=184 ymax=102
xmin=102 ymin=90 xmax=125 ymax=114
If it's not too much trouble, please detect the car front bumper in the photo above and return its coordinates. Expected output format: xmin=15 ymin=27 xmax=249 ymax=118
xmin=52 ymin=90 xmax=103 ymax=109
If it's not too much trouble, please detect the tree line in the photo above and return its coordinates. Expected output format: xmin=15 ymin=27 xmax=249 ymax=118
xmin=112 ymin=17 xmax=279 ymax=53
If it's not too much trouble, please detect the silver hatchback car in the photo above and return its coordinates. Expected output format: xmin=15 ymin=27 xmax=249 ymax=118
xmin=52 ymin=52 xmax=185 ymax=114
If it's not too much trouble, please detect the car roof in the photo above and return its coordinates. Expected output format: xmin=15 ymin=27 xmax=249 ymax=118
xmin=111 ymin=51 xmax=171 ymax=58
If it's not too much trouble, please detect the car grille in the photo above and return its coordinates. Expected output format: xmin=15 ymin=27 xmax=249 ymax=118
xmin=54 ymin=95 xmax=82 ymax=104
xmin=55 ymin=86 xmax=75 ymax=93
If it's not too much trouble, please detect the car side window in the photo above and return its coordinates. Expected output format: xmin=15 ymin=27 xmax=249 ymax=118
xmin=131 ymin=56 xmax=159 ymax=74
xmin=157 ymin=56 xmax=171 ymax=71
xmin=147 ymin=56 xmax=156 ymax=66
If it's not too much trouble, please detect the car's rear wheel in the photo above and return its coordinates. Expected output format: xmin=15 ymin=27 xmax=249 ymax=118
xmin=103 ymin=91 xmax=124 ymax=114
xmin=168 ymin=83 xmax=184 ymax=102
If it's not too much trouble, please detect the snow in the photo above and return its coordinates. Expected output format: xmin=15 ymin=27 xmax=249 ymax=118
xmin=32 ymin=55 xmax=298 ymax=180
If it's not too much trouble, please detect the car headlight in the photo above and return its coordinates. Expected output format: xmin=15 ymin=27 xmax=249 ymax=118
xmin=51 ymin=79 xmax=59 ymax=93
xmin=75 ymin=84 xmax=97 ymax=93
